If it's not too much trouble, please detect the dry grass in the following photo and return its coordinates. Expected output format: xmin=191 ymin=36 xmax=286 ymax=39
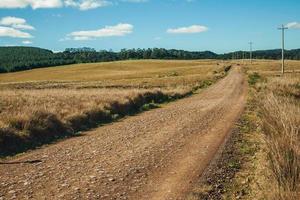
xmin=0 ymin=59 xmax=222 ymax=83
xmin=245 ymin=61 xmax=300 ymax=199
xmin=0 ymin=87 xmax=193 ymax=156
xmin=267 ymin=76 xmax=300 ymax=98
xmin=0 ymin=88 xmax=190 ymax=155
xmin=0 ymin=60 xmax=228 ymax=156
xmin=0 ymin=60 xmax=225 ymax=90
xmin=259 ymin=77 xmax=300 ymax=200
xmin=249 ymin=61 xmax=300 ymax=199
xmin=241 ymin=59 xmax=300 ymax=75
xmin=214 ymin=60 xmax=300 ymax=200
xmin=0 ymin=88 xmax=185 ymax=122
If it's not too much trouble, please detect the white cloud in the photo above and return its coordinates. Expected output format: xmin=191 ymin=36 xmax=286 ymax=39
xmin=0 ymin=17 xmax=34 ymax=39
xmin=0 ymin=16 xmax=25 ymax=25
xmin=0 ymin=26 xmax=32 ymax=38
xmin=0 ymin=0 xmax=111 ymax=10
xmin=68 ymin=23 xmax=133 ymax=40
xmin=29 ymin=0 xmax=63 ymax=9
xmin=0 ymin=0 xmax=28 ymax=8
xmin=12 ymin=24 xmax=35 ymax=30
xmin=121 ymin=0 xmax=148 ymax=2
xmin=64 ymin=0 xmax=112 ymax=10
xmin=0 ymin=16 xmax=35 ymax=30
xmin=286 ymin=22 xmax=300 ymax=29
xmin=0 ymin=0 xmax=147 ymax=10
xmin=22 ymin=40 xmax=33 ymax=44
xmin=167 ymin=25 xmax=208 ymax=34
xmin=0 ymin=0 xmax=62 ymax=9
xmin=79 ymin=0 xmax=110 ymax=10
xmin=73 ymin=36 xmax=91 ymax=40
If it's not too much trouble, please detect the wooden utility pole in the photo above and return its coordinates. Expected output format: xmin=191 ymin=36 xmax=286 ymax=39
xmin=278 ymin=24 xmax=288 ymax=74
xmin=249 ymin=42 xmax=253 ymax=64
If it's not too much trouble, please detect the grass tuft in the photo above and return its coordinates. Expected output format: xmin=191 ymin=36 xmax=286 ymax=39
xmin=260 ymin=92 xmax=300 ymax=199
xmin=248 ymin=72 xmax=262 ymax=86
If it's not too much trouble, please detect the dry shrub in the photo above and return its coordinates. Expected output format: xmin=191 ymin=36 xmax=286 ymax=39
xmin=260 ymin=93 xmax=300 ymax=199
xmin=66 ymin=108 xmax=112 ymax=132
xmin=0 ymin=128 xmax=27 ymax=155
xmin=24 ymin=111 xmax=70 ymax=142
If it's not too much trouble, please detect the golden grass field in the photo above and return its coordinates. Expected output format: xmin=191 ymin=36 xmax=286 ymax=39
xmin=243 ymin=59 xmax=300 ymax=74
xmin=0 ymin=60 xmax=225 ymax=128
xmin=0 ymin=60 xmax=223 ymax=87
xmin=0 ymin=60 xmax=228 ymax=156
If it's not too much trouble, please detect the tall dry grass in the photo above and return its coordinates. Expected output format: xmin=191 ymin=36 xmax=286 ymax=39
xmin=0 ymin=88 xmax=191 ymax=156
xmin=267 ymin=76 xmax=300 ymax=98
xmin=0 ymin=88 xmax=185 ymax=123
xmin=259 ymin=76 xmax=300 ymax=199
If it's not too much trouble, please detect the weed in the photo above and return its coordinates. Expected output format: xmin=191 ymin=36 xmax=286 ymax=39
xmin=140 ymin=102 xmax=160 ymax=111
xmin=248 ymin=72 xmax=261 ymax=86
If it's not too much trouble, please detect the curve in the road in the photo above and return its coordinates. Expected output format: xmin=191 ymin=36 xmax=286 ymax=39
xmin=0 ymin=66 xmax=247 ymax=200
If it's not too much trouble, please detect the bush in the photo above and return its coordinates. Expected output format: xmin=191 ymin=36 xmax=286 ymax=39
xmin=248 ymin=72 xmax=261 ymax=86
xmin=66 ymin=109 xmax=112 ymax=132
xmin=224 ymin=65 xmax=232 ymax=73
xmin=24 ymin=111 xmax=70 ymax=142
xmin=0 ymin=128 xmax=27 ymax=156
xmin=141 ymin=102 xmax=159 ymax=111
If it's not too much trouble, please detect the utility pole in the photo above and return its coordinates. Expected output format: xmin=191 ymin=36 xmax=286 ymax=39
xmin=249 ymin=42 xmax=253 ymax=64
xmin=278 ymin=24 xmax=288 ymax=74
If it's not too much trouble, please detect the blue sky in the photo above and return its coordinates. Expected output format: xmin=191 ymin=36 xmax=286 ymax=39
xmin=0 ymin=0 xmax=299 ymax=53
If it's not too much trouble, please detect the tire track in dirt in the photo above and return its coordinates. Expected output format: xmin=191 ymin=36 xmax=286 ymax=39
xmin=0 ymin=66 xmax=247 ymax=200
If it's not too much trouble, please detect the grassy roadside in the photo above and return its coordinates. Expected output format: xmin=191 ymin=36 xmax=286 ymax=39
xmin=187 ymin=73 xmax=262 ymax=200
xmin=190 ymin=69 xmax=299 ymax=200
xmin=0 ymin=66 xmax=231 ymax=158
xmin=229 ymin=72 xmax=300 ymax=200
xmin=0 ymin=89 xmax=190 ymax=157
xmin=220 ymin=74 xmax=265 ymax=200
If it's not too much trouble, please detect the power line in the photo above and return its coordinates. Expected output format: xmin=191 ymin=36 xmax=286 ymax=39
xmin=278 ymin=24 xmax=288 ymax=74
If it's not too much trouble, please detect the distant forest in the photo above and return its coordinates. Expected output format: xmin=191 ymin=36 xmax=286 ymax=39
xmin=0 ymin=46 xmax=300 ymax=73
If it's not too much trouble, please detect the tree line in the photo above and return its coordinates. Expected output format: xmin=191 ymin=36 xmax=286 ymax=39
xmin=0 ymin=46 xmax=300 ymax=73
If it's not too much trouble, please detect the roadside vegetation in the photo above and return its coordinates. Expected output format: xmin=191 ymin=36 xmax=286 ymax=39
xmin=258 ymin=74 xmax=300 ymax=199
xmin=228 ymin=62 xmax=300 ymax=200
xmin=190 ymin=60 xmax=300 ymax=200
xmin=0 ymin=88 xmax=190 ymax=156
xmin=0 ymin=60 xmax=230 ymax=157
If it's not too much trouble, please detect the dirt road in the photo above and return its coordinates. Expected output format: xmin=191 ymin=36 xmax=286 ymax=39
xmin=0 ymin=66 xmax=247 ymax=200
